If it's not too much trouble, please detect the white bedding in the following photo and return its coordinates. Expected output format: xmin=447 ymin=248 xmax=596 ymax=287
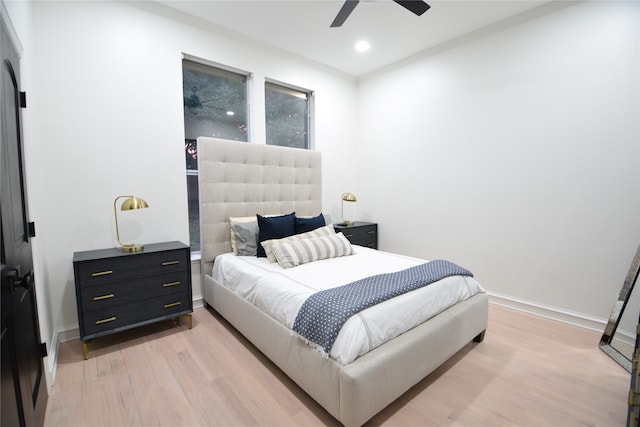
xmin=211 ymin=246 xmax=484 ymax=365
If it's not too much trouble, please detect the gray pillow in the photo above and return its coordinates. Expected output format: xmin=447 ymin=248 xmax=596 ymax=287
xmin=231 ymin=221 xmax=259 ymax=256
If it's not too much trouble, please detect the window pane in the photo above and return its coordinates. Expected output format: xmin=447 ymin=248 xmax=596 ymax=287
xmin=265 ymin=82 xmax=310 ymax=149
xmin=183 ymin=60 xmax=249 ymax=252
xmin=183 ymin=60 xmax=248 ymax=146
xmin=187 ymin=173 xmax=200 ymax=252
xmin=185 ymin=138 xmax=197 ymax=171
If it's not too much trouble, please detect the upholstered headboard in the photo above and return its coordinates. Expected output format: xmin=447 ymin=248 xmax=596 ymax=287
xmin=197 ymin=137 xmax=322 ymax=277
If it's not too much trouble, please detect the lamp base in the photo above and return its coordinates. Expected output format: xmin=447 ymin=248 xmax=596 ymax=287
xmin=338 ymin=221 xmax=354 ymax=226
xmin=121 ymin=244 xmax=144 ymax=252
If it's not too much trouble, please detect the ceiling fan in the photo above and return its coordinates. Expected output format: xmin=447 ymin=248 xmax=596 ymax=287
xmin=184 ymin=92 xmax=204 ymax=109
xmin=183 ymin=88 xmax=221 ymax=110
xmin=184 ymin=90 xmax=233 ymax=115
xmin=330 ymin=0 xmax=431 ymax=28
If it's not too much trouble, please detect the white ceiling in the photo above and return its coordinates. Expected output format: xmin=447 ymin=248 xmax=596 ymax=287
xmin=145 ymin=0 xmax=555 ymax=77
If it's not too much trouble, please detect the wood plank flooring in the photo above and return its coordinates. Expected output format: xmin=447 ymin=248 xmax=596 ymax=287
xmin=45 ymin=304 xmax=629 ymax=426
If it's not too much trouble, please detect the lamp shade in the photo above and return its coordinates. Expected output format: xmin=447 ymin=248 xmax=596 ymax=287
xmin=342 ymin=192 xmax=357 ymax=203
xmin=120 ymin=196 xmax=149 ymax=211
xmin=114 ymin=195 xmax=149 ymax=252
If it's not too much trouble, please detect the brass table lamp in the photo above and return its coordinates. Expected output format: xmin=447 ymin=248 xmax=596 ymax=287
xmin=113 ymin=195 xmax=148 ymax=252
xmin=341 ymin=192 xmax=357 ymax=225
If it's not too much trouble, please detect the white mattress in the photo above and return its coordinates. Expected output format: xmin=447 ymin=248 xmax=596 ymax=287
xmin=211 ymin=246 xmax=484 ymax=365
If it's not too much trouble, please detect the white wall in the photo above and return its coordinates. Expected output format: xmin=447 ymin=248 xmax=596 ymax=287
xmin=17 ymin=0 xmax=358 ymax=362
xmin=357 ymin=1 xmax=640 ymax=320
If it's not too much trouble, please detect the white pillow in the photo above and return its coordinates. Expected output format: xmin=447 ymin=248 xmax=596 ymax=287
xmin=261 ymin=224 xmax=335 ymax=263
xmin=272 ymin=232 xmax=354 ymax=269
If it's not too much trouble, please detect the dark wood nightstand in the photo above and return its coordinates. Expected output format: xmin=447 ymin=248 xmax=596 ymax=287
xmin=73 ymin=241 xmax=193 ymax=359
xmin=333 ymin=222 xmax=378 ymax=249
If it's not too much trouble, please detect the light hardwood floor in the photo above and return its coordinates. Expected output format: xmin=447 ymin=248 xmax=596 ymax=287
xmin=45 ymin=304 xmax=629 ymax=426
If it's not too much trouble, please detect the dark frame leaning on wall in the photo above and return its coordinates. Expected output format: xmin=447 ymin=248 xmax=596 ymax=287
xmin=599 ymin=244 xmax=640 ymax=372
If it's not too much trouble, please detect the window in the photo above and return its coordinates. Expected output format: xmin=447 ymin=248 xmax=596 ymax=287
xmin=265 ymin=81 xmax=312 ymax=149
xmin=183 ymin=59 xmax=249 ymax=252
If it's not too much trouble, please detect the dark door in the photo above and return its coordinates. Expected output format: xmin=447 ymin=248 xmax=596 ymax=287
xmin=1 ymin=16 xmax=48 ymax=427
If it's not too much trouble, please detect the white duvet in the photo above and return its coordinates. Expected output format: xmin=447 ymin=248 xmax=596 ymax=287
xmin=211 ymin=246 xmax=484 ymax=365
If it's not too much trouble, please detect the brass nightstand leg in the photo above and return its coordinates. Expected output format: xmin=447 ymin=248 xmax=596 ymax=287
xmin=178 ymin=314 xmax=192 ymax=329
xmin=83 ymin=341 xmax=89 ymax=360
xmin=184 ymin=314 xmax=192 ymax=329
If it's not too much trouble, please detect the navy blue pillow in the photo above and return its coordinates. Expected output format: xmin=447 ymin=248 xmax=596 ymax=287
xmin=295 ymin=214 xmax=326 ymax=234
xmin=256 ymin=212 xmax=295 ymax=257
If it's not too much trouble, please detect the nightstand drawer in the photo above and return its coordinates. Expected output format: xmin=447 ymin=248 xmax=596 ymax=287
xmin=75 ymin=250 xmax=188 ymax=287
xmin=80 ymin=270 xmax=190 ymax=311
xmin=335 ymin=222 xmax=378 ymax=249
xmin=341 ymin=225 xmax=376 ymax=243
xmin=82 ymin=291 xmax=191 ymax=338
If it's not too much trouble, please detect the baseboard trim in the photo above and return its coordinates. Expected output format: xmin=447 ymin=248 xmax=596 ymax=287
xmin=45 ymin=324 xmax=79 ymax=389
xmin=487 ymin=291 xmax=607 ymax=333
xmin=193 ymin=295 xmax=204 ymax=309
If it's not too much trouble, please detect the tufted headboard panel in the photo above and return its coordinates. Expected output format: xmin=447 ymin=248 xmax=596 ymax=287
xmin=197 ymin=137 xmax=322 ymax=277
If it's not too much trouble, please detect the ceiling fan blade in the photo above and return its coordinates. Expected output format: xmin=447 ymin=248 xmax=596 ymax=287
xmin=393 ymin=0 xmax=430 ymax=16
xmin=331 ymin=0 xmax=360 ymax=28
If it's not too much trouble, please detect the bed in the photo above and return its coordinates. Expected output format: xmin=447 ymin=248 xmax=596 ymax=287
xmin=198 ymin=137 xmax=488 ymax=426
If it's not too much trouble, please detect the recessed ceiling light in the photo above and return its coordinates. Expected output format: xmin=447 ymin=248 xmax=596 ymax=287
xmin=226 ymin=111 xmax=235 ymax=116
xmin=355 ymin=40 xmax=370 ymax=52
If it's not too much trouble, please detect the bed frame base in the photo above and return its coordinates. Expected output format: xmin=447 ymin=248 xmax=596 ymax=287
xmin=205 ymin=273 xmax=488 ymax=427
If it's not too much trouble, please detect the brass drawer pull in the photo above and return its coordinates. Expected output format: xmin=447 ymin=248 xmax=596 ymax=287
xmin=163 ymin=281 xmax=181 ymax=288
xmin=345 ymin=234 xmax=354 ymax=238
xmin=367 ymin=230 xmax=376 ymax=234
xmin=93 ymin=293 xmax=115 ymax=301
xmin=91 ymin=270 xmax=113 ymax=277
xmin=162 ymin=261 xmax=180 ymax=266
xmin=164 ymin=302 xmax=182 ymax=309
xmin=95 ymin=316 xmax=116 ymax=325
